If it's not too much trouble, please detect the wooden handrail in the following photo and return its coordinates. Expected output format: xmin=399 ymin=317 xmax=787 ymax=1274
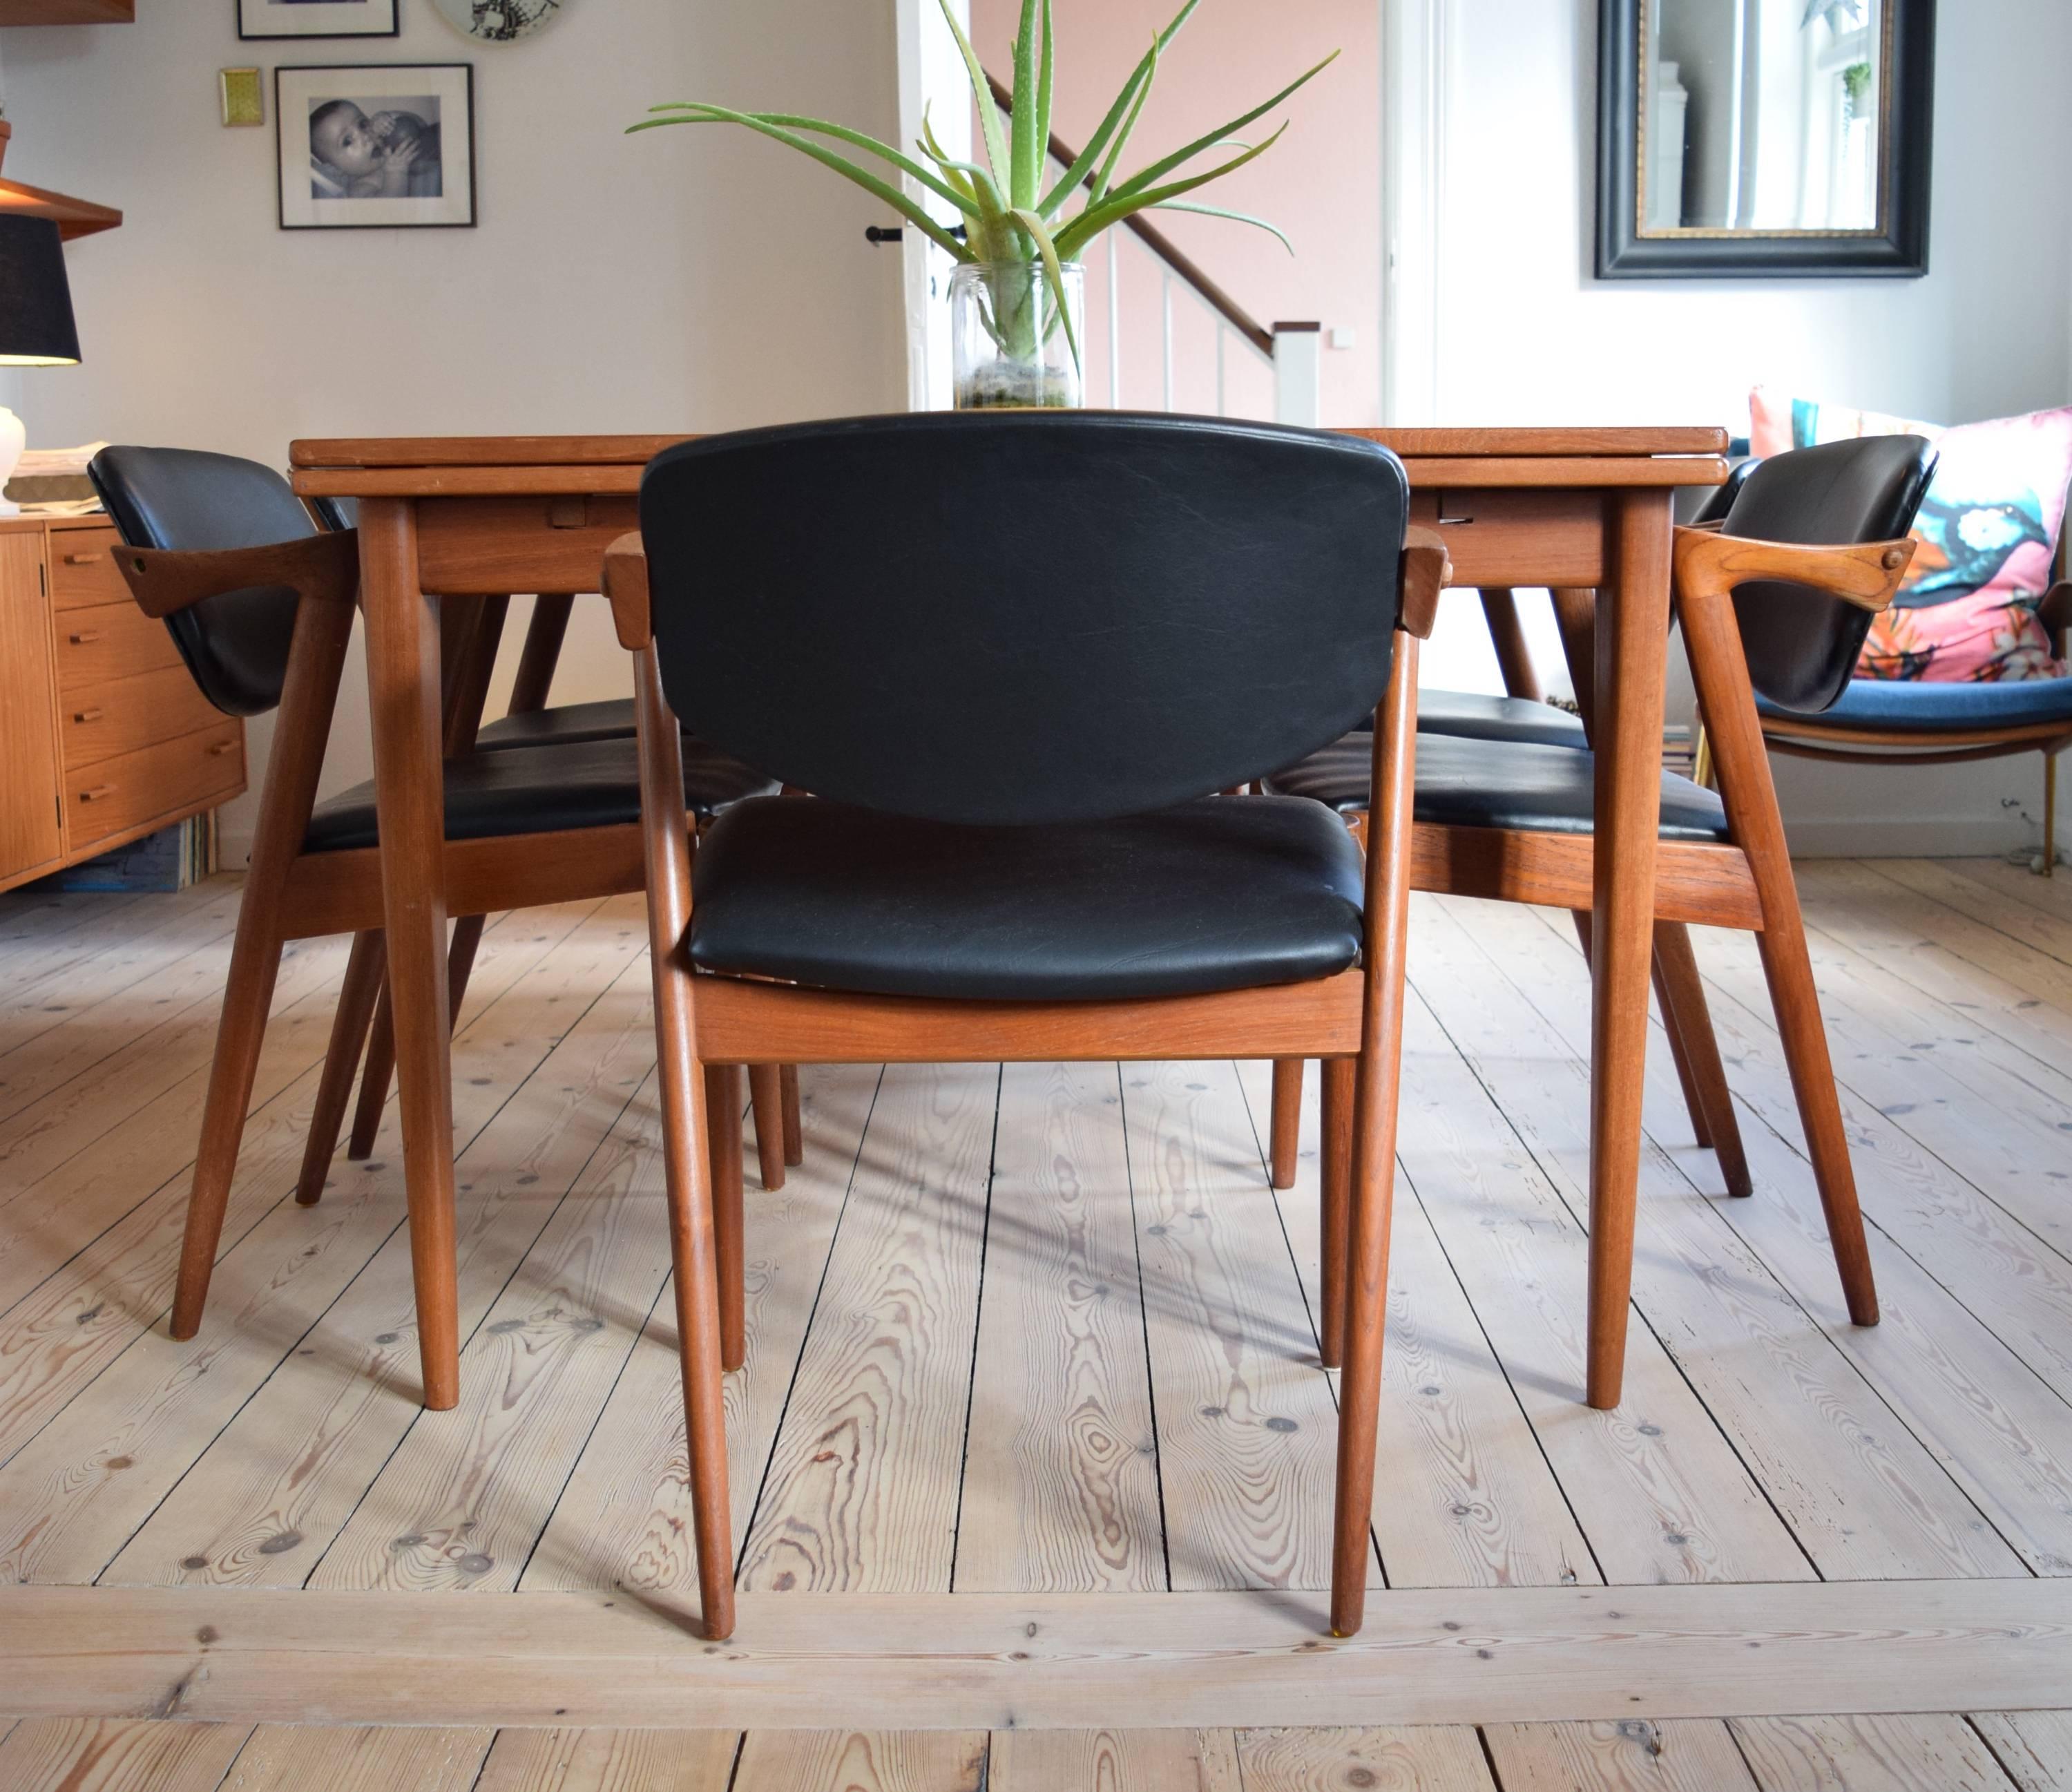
xmin=986 ymin=72 xmax=1276 ymax=358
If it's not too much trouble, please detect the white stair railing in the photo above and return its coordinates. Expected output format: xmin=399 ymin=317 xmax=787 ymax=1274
xmin=992 ymin=75 xmax=1321 ymax=426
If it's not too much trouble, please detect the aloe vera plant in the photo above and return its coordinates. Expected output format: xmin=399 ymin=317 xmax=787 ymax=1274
xmin=633 ymin=0 xmax=1336 ymax=405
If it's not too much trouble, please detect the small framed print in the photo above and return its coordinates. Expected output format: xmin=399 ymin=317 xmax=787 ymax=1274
xmin=277 ymin=64 xmax=476 ymax=230
xmin=239 ymin=0 xmax=399 ymax=40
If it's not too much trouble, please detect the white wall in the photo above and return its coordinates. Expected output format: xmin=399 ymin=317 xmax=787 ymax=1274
xmin=1411 ymin=0 xmax=2072 ymax=857
xmin=1 ymin=0 xmax=907 ymax=857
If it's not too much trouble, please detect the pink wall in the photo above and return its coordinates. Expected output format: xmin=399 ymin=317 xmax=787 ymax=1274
xmin=970 ymin=0 xmax=1380 ymax=424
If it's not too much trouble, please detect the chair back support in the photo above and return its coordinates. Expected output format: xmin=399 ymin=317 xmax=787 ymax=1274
xmin=1722 ymin=434 xmax=1937 ymax=713
xmin=310 ymin=493 xmax=358 ymax=533
xmin=88 ymin=446 xmax=318 ymax=717
xmin=1691 ymin=456 xmax=1759 ymax=526
xmin=639 ymin=412 xmax=1412 ymax=826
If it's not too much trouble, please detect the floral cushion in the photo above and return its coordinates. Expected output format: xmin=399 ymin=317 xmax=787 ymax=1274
xmin=1749 ymin=388 xmax=2072 ymax=682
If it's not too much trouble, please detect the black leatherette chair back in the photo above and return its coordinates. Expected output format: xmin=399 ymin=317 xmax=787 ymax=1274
xmin=88 ymin=446 xmax=324 ymax=718
xmin=1722 ymin=434 xmax=1937 ymax=715
xmin=639 ymin=412 xmax=1412 ymax=827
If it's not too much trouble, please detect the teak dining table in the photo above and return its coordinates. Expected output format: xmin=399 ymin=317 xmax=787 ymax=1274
xmin=289 ymin=426 xmax=1727 ymax=1414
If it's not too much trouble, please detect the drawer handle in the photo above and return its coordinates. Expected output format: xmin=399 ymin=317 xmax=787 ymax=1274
xmin=79 ymin=784 xmax=115 ymax=803
xmin=68 ymin=629 xmax=106 ymax=645
xmin=73 ymin=706 xmax=104 ymax=724
xmin=208 ymin=739 xmax=238 ymax=757
xmin=63 ymin=552 xmax=106 ymax=566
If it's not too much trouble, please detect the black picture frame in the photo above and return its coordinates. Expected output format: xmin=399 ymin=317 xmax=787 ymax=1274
xmin=276 ymin=64 xmax=477 ymax=231
xmin=238 ymin=0 xmax=400 ymax=41
xmin=1595 ymin=0 xmax=1935 ymax=279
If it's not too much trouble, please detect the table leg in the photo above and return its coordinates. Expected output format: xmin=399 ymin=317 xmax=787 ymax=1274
xmin=1586 ymin=489 xmax=1673 ymax=1411
xmin=358 ymin=496 xmax=463 ymax=1412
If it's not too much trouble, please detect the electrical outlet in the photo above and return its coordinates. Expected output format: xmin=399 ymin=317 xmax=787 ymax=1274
xmin=220 ymin=68 xmax=264 ymax=128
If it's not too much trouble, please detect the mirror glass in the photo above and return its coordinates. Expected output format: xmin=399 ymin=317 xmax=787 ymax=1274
xmin=1642 ymin=0 xmax=1886 ymax=234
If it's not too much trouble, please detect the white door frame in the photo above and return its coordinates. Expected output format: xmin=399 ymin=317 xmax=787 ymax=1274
xmin=1379 ymin=0 xmax=1448 ymax=425
xmin=894 ymin=0 xmax=972 ymax=411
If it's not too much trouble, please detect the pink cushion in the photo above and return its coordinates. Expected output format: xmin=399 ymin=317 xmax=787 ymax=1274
xmin=1749 ymin=388 xmax=2072 ymax=682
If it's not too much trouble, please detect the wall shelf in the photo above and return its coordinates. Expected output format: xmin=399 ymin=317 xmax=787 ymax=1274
xmin=0 ymin=2 xmax=133 ymax=23
xmin=0 ymin=121 xmax=122 ymax=239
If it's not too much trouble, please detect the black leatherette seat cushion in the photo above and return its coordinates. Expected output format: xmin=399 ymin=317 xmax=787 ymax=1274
xmin=1264 ymin=732 xmax=1729 ymax=842
xmin=474 ymin=699 xmax=637 ymax=752
xmin=687 ymin=794 xmax=1368 ymax=1002
xmin=303 ymin=736 xmax=775 ymax=853
xmin=1412 ymin=689 xmax=1589 ymax=748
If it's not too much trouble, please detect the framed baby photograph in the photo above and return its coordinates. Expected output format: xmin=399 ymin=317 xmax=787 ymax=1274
xmin=276 ymin=64 xmax=476 ymax=230
xmin=239 ymin=0 xmax=399 ymax=40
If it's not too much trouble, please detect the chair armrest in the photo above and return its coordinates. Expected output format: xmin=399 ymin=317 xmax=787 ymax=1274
xmin=113 ymin=528 xmax=360 ymax=620
xmin=1671 ymin=526 xmax=1915 ymax=614
xmin=2039 ymin=580 xmax=2072 ymax=654
xmin=604 ymin=531 xmax=650 ymax=650
xmin=1398 ymin=525 xmax=1451 ymax=640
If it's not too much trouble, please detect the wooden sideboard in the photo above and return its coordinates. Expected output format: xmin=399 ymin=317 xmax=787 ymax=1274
xmin=0 ymin=514 xmax=245 ymax=895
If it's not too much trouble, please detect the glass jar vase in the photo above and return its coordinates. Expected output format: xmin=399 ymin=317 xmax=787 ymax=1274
xmin=950 ymin=259 xmax=1085 ymax=410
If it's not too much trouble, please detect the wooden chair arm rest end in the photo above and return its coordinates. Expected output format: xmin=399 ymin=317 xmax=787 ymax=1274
xmin=114 ymin=528 xmax=360 ymax=620
xmin=604 ymin=531 xmax=651 ymax=651
xmin=1398 ymin=525 xmax=1452 ymax=640
xmin=1672 ymin=525 xmax=1915 ymax=615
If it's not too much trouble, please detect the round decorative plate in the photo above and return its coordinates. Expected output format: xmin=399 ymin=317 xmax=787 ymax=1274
xmin=430 ymin=0 xmax=568 ymax=43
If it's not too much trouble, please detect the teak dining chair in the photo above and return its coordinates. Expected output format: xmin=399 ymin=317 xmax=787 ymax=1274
xmin=301 ymin=575 xmax=802 ymax=1200
xmin=1265 ymin=434 xmax=1934 ymax=1407
xmin=608 ymin=412 xmax=1446 ymax=1641
xmin=90 ymin=446 xmax=775 ymax=1410
xmin=1259 ymin=475 xmax=1764 ymax=1201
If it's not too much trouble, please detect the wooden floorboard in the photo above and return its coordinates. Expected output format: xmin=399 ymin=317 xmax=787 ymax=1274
xmin=1729 ymin=1713 xmax=2018 ymax=1791
xmin=3 ymin=862 xmax=2070 ymax=1753
xmin=1973 ymin=1710 xmax=2072 ymax=1791
xmin=1482 ymin=1717 xmax=1760 ymax=1790
xmin=3 ymin=1581 xmax=2069 ymax=1730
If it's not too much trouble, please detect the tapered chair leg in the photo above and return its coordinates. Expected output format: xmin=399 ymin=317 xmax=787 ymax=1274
xmin=2044 ymin=750 xmax=2059 ymax=878
xmin=1752 ymin=896 xmax=1879 ymax=1324
xmin=1648 ymin=937 xmax=1714 ymax=1149
xmin=1573 ymin=908 xmax=1745 ymax=1181
xmin=704 ymin=1062 xmax=748 ymax=1371
xmin=1681 ymin=584 xmax=1877 ymax=1328
xmin=1330 ymin=630 xmax=1420 ymax=1639
xmin=174 ymin=917 xmax=288 ymax=1338
xmin=1269 ymin=1058 xmax=1303 ymax=1189
xmin=345 ymin=911 xmax=488 ymax=1161
xmin=747 ymin=1062 xmax=786 ymax=1191
xmin=1318 ymin=1055 xmax=1354 ymax=1369
xmin=1652 ymin=922 xmax=1752 ymax=1198
xmin=347 ymin=989 xmax=394 ymax=1160
xmin=296 ymin=928 xmax=386 ymax=1205
xmin=632 ymin=640 xmax=734 ymax=1641
xmin=172 ymin=591 xmax=358 ymax=1341
xmin=779 ymin=1063 xmax=803 ymax=1166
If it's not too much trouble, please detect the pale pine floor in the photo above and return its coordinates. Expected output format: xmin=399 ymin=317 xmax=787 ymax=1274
xmin=1 ymin=860 xmax=2070 ymax=1790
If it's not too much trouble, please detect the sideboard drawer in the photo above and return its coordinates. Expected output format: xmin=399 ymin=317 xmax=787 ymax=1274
xmin=65 ymin=723 xmax=245 ymax=854
xmin=61 ymin=664 xmax=224 ymax=772
xmin=54 ymin=600 xmax=182 ymax=693
xmin=49 ymin=526 xmax=130 ymax=611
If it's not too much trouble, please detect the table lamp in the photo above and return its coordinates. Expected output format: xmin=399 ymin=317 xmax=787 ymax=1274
xmin=0 ymin=213 xmax=81 ymax=517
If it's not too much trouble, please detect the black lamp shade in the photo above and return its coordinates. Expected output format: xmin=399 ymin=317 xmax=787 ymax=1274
xmin=0 ymin=215 xmax=79 ymax=367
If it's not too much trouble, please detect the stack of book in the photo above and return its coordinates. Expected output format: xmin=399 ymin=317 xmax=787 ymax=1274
xmin=5 ymin=441 xmax=108 ymax=513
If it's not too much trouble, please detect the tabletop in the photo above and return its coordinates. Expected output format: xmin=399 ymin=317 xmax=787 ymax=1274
xmin=290 ymin=428 xmax=1730 ymax=498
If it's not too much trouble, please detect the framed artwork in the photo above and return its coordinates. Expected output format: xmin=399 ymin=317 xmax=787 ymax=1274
xmin=238 ymin=0 xmax=400 ymax=41
xmin=276 ymin=64 xmax=476 ymax=230
xmin=430 ymin=0 xmax=569 ymax=41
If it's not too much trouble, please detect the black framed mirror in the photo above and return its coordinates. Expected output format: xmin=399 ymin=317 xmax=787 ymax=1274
xmin=1597 ymin=0 xmax=1934 ymax=278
